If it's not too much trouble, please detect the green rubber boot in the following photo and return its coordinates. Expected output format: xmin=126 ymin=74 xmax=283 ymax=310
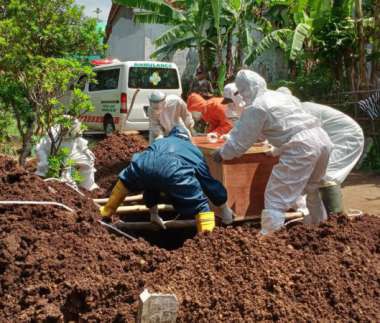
xmin=319 ymin=182 xmax=344 ymax=214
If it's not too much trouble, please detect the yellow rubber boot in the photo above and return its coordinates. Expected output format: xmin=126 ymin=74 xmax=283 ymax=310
xmin=100 ymin=180 xmax=129 ymax=219
xmin=196 ymin=211 xmax=215 ymax=233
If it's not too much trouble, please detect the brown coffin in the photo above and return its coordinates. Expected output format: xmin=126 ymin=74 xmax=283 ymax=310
xmin=192 ymin=136 xmax=278 ymax=220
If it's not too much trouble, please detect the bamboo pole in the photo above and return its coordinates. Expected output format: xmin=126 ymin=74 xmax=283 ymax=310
xmin=93 ymin=194 xmax=143 ymax=205
xmin=116 ymin=204 xmax=174 ymax=214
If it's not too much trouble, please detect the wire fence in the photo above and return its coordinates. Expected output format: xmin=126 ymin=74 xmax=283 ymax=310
xmin=315 ymin=89 xmax=380 ymax=138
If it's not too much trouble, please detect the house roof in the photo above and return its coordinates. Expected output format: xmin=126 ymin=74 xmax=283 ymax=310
xmin=105 ymin=4 xmax=121 ymax=42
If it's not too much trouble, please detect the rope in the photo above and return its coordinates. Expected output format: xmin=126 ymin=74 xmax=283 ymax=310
xmin=0 ymin=201 xmax=75 ymax=213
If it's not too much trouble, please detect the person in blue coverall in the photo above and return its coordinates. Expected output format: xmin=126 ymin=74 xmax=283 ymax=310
xmin=100 ymin=126 xmax=234 ymax=230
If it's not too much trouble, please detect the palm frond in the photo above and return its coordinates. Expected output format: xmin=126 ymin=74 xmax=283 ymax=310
xmin=115 ymin=0 xmax=179 ymax=17
xmin=290 ymin=22 xmax=311 ymax=60
xmin=133 ymin=11 xmax=179 ymax=25
xmin=154 ymin=25 xmax=189 ymax=47
xmin=150 ymin=35 xmax=196 ymax=60
xmin=244 ymin=29 xmax=292 ymax=65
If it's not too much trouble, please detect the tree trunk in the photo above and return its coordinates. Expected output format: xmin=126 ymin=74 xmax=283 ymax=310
xmin=355 ymin=0 xmax=368 ymax=90
xmin=370 ymin=0 xmax=380 ymax=87
xmin=225 ymin=29 xmax=234 ymax=82
xmin=19 ymin=126 xmax=34 ymax=166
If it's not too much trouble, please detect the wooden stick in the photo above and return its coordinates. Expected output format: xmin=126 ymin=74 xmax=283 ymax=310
xmin=93 ymin=194 xmax=143 ymax=205
xmin=116 ymin=219 xmax=196 ymax=230
xmin=233 ymin=212 xmax=304 ymax=223
xmin=116 ymin=204 xmax=174 ymax=214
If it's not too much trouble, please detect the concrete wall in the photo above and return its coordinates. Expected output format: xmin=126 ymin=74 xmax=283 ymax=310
xmin=106 ymin=7 xmax=188 ymax=75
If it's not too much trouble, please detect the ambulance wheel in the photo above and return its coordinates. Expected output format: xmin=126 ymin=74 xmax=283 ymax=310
xmin=103 ymin=115 xmax=115 ymax=136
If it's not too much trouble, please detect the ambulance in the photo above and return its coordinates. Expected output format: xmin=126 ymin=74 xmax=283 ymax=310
xmin=81 ymin=60 xmax=182 ymax=134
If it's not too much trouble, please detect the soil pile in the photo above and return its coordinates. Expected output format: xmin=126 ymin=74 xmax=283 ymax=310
xmin=145 ymin=216 xmax=380 ymax=321
xmin=92 ymin=133 xmax=147 ymax=197
xmin=0 ymin=156 xmax=379 ymax=321
xmin=0 ymin=156 xmax=168 ymax=322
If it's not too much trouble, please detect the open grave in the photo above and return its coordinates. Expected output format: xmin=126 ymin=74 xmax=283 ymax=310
xmin=0 ymin=134 xmax=379 ymax=321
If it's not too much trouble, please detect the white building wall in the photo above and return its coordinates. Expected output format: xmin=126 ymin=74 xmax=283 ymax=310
xmin=106 ymin=7 xmax=188 ymax=75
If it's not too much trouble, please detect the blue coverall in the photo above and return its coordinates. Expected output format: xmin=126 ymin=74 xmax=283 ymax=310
xmin=119 ymin=126 xmax=227 ymax=217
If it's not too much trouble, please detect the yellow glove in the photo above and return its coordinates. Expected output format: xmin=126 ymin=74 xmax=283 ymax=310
xmin=99 ymin=180 xmax=129 ymax=219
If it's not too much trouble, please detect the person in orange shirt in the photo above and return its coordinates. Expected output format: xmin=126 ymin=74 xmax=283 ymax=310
xmin=187 ymin=93 xmax=233 ymax=136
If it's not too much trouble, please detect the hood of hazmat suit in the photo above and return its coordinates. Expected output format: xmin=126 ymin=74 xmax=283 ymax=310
xmin=118 ymin=125 xmax=227 ymax=217
xmin=235 ymin=70 xmax=267 ymax=105
xmin=223 ymin=83 xmax=245 ymax=121
xmin=159 ymin=94 xmax=194 ymax=137
xmin=187 ymin=93 xmax=233 ymax=135
xmin=276 ymin=86 xmax=292 ymax=95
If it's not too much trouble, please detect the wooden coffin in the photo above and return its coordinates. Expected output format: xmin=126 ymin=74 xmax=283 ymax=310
xmin=192 ymin=136 xmax=278 ymax=220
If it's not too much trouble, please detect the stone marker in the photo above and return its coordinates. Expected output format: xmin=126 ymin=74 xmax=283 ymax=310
xmin=137 ymin=289 xmax=178 ymax=323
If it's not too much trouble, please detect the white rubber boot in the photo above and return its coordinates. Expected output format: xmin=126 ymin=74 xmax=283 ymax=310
xmin=304 ymin=190 xmax=327 ymax=225
xmin=260 ymin=209 xmax=285 ymax=235
xmin=149 ymin=205 xmax=166 ymax=230
xmin=219 ymin=203 xmax=234 ymax=225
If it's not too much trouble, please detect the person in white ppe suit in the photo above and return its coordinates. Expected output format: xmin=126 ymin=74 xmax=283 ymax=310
xmin=213 ymin=70 xmax=333 ymax=235
xmin=36 ymin=118 xmax=98 ymax=191
xmin=277 ymin=86 xmax=364 ymax=214
xmin=222 ymin=83 xmax=245 ymax=124
xmin=148 ymin=90 xmax=194 ymax=143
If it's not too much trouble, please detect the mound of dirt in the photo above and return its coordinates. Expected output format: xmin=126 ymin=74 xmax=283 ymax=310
xmin=0 ymin=156 xmax=379 ymax=322
xmin=92 ymin=133 xmax=147 ymax=197
xmin=145 ymin=216 xmax=380 ymax=322
xmin=0 ymin=156 xmax=168 ymax=322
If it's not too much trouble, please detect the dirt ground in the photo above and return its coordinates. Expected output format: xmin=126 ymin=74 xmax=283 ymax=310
xmin=342 ymin=171 xmax=380 ymax=215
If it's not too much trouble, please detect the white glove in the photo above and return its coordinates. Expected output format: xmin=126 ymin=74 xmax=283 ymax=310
xmin=219 ymin=203 xmax=234 ymax=225
xmin=265 ymin=145 xmax=281 ymax=157
xmin=220 ymin=134 xmax=230 ymax=142
xmin=149 ymin=206 xmax=166 ymax=229
xmin=207 ymin=132 xmax=218 ymax=143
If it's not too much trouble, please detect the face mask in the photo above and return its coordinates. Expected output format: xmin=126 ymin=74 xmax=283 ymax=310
xmin=192 ymin=111 xmax=202 ymax=121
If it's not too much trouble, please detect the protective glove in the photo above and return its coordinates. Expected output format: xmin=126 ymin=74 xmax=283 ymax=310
xmin=100 ymin=180 xmax=129 ymax=221
xmin=219 ymin=203 xmax=234 ymax=225
xmin=220 ymin=134 xmax=230 ymax=142
xmin=149 ymin=205 xmax=166 ymax=229
xmin=265 ymin=145 xmax=281 ymax=157
xmin=207 ymin=132 xmax=218 ymax=143
xmin=212 ymin=149 xmax=223 ymax=164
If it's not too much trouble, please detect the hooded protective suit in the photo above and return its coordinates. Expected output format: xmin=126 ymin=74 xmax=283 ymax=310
xmin=35 ymin=119 xmax=98 ymax=191
xmin=187 ymin=93 xmax=233 ymax=135
xmin=223 ymin=83 xmax=245 ymax=123
xmin=119 ymin=126 xmax=228 ymax=218
xmin=220 ymin=70 xmax=332 ymax=234
xmin=148 ymin=94 xmax=194 ymax=143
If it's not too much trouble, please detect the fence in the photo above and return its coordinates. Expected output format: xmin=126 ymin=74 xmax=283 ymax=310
xmin=317 ymin=89 xmax=380 ymax=138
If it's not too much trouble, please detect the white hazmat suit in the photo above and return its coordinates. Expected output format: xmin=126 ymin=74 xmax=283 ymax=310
xmin=219 ymin=70 xmax=333 ymax=234
xmin=302 ymin=102 xmax=364 ymax=184
xmin=36 ymin=119 xmax=98 ymax=191
xmin=148 ymin=93 xmax=194 ymax=143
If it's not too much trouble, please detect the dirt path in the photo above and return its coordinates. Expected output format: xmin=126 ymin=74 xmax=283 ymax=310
xmin=342 ymin=171 xmax=380 ymax=215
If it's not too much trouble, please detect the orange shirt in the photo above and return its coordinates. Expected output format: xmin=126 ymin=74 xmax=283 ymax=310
xmin=187 ymin=93 xmax=233 ymax=135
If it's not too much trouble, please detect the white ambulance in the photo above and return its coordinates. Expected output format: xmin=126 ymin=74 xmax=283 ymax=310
xmin=81 ymin=60 xmax=182 ymax=134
